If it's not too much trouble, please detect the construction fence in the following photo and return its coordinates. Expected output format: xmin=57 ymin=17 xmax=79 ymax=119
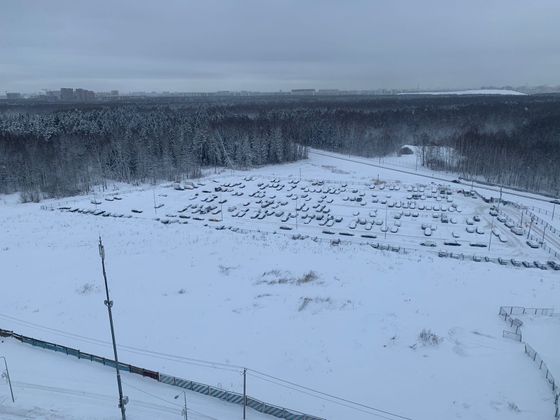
xmin=498 ymin=306 xmax=559 ymax=419
xmin=0 ymin=328 xmax=325 ymax=420
xmin=525 ymin=344 xmax=560 ymax=419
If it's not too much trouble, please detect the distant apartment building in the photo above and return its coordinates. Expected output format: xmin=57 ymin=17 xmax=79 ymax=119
xmin=6 ymin=92 xmax=22 ymax=100
xmin=60 ymin=87 xmax=95 ymax=101
xmin=291 ymin=89 xmax=316 ymax=95
xmin=60 ymin=88 xmax=75 ymax=101
xmin=75 ymin=88 xmax=95 ymax=101
xmin=45 ymin=90 xmax=60 ymax=100
xmin=96 ymin=90 xmax=119 ymax=99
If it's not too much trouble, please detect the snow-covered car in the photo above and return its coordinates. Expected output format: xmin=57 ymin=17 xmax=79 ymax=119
xmin=510 ymin=226 xmax=524 ymax=236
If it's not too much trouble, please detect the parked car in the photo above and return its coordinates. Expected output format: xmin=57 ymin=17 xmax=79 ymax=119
xmin=533 ymin=261 xmax=548 ymax=270
xmin=510 ymin=226 xmax=524 ymax=236
xmin=547 ymin=261 xmax=560 ymax=270
xmin=498 ymin=257 xmax=509 ymax=266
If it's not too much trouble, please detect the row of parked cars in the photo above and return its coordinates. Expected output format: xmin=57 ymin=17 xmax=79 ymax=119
xmin=436 ymin=250 xmax=560 ymax=270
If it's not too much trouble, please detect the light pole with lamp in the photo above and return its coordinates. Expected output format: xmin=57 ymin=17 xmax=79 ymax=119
xmin=174 ymin=391 xmax=188 ymax=420
xmin=0 ymin=356 xmax=14 ymax=403
xmin=98 ymin=237 xmax=127 ymax=420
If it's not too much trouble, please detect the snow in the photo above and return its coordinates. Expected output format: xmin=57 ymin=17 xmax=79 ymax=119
xmin=399 ymin=89 xmax=527 ymax=96
xmin=1 ymin=149 xmax=558 ymax=420
xmin=0 ymin=339 xmax=272 ymax=420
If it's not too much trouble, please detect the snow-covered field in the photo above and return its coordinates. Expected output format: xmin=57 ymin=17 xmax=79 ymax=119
xmin=1 ymin=150 xmax=558 ymax=420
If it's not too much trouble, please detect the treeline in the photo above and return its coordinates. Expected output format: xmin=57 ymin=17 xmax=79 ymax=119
xmin=1 ymin=94 xmax=560 ymax=199
xmin=275 ymin=95 xmax=560 ymax=195
xmin=0 ymin=106 xmax=307 ymax=198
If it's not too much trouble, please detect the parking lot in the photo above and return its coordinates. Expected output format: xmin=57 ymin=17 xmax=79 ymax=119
xmin=53 ymin=173 xmax=559 ymax=270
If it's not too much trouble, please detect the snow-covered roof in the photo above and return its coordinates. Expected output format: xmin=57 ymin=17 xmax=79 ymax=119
xmin=399 ymin=89 xmax=527 ymax=96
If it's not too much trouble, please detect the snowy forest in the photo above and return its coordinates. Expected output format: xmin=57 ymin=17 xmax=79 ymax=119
xmin=1 ymin=94 xmax=559 ymax=199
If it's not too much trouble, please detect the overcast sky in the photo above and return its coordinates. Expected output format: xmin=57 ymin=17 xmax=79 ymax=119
xmin=2 ymin=0 xmax=560 ymax=93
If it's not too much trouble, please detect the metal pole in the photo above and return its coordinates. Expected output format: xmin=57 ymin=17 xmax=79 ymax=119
xmin=98 ymin=237 xmax=127 ymax=420
xmin=183 ymin=391 xmax=188 ymax=420
xmin=384 ymin=202 xmax=388 ymax=239
xmin=0 ymin=356 xmax=14 ymax=403
xmin=295 ymin=196 xmax=298 ymax=229
xmin=527 ymin=217 xmax=534 ymax=240
xmin=488 ymin=216 xmax=494 ymax=251
xmin=174 ymin=392 xmax=188 ymax=419
xmin=497 ymin=185 xmax=503 ymax=212
xmin=243 ymin=368 xmax=247 ymax=420
xmin=541 ymin=224 xmax=546 ymax=244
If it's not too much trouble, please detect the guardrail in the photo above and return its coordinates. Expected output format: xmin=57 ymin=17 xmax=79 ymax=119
xmin=0 ymin=328 xmax=325 ymax=420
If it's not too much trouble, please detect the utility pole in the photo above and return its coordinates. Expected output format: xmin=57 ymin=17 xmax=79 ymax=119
xmin=243 ymin=368 xmax=247 ymax=420
xmin=0 ymin=356 xmax=14 ymax=403
xmin=98 ymin=237 xmax=127 ymax=420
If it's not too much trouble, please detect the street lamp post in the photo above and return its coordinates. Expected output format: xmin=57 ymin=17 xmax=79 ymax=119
xmin=0 ymin=356 xmax=14 ymax=403
xmin=98 ymin=237 xmax=127 ymax=420
xmin=174 ymin=392 xmax=188 ymax=420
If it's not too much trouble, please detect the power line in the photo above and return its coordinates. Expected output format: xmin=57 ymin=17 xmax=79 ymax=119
xmin=247 ymin=373 xmax=402 ymax=420
xmin=1 ymin=314 xmax=412 ymax=420
xmin=247 ymin=370 xmax=413 ymax=420
xmin=121 ymin=380 xmax=220 ymax=420
xmin=13 ymin=380 xmax=180 ymax=416
xmin=0 ymin=312 xmax=242 ymax=373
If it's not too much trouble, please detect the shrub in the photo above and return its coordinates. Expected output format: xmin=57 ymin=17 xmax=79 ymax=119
xmin=418 ymin=329 xmax=443 ymax=346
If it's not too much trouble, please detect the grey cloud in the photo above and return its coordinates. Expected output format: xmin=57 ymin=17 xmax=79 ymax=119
xmin=1 ymin=0 xmax=560 ymax=92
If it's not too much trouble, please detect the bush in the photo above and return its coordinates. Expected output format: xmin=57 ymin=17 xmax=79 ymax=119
xmin=418 ymin=329 xmax=443 ymax=346
xmin=20 ymin=190 xmax=43 ymax=203
xmin=297 ymin=271 xmax=318 ymax=285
